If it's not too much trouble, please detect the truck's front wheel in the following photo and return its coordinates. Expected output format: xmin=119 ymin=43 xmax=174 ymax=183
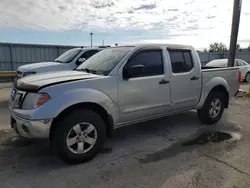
xmin=197 ymin=91 xmax=225 ymax=125
xmin=51 ymin=109 xmax=106 ymax=164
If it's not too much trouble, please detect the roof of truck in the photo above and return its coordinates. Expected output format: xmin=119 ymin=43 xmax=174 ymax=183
xmin=73 ymin=47 xmax=104 ymax=50
xmin=110 ymin=43 xmax=194 ymax=49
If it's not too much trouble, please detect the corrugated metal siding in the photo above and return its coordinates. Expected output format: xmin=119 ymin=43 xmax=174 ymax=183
xmin=0 ymin=44 xmax=12 ymax=71
xmin=0 ymin=44 xmax=11 ymax=62
xmin=0 ymin=42 xmax=250 ymax=71
xmin=198 ymin=52 xmax=210 ymax=65
xmin=0 ymin=43 xmax=80 ymax=71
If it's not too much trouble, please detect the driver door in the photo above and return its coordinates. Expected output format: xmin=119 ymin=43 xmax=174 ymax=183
xmin=117 ymin=48 xmax=171 ymax=123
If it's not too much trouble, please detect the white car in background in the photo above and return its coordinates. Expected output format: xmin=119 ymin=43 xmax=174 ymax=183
xmin=16 ymin=47 xmax=103 ymax=78
xmin=205 ymin=59 xmax=250 ymax=82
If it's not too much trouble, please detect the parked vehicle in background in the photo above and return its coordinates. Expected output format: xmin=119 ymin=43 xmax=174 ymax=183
xmin=16 ymin=47 xmax=103 ymax=78
xmin=205 ymin=59 xmax=250 ymax=82
xmin=9 ymin=44 xmax=240 ymax=164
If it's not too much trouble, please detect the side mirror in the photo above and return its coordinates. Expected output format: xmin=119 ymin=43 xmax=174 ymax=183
xmin=123 ymin=65 xmax=144 ymax=79
xmin=76 ymin=58 xmax=86 ymax=65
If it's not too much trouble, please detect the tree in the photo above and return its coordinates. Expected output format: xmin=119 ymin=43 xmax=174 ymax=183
xmin=236 ymin=43 xmax=240 ymax=50
xmin=204 ymin=48 xmax=208 ymax=52
xmin=209 ymin=42 xmax=228 ymax=52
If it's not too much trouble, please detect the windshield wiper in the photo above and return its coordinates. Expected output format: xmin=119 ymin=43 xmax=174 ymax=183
xmin=77 ymin=68 xmax=97 ymax=74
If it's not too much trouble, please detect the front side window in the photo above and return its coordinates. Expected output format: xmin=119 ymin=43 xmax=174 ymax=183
xmin=169 ymin=50 xmax=194 ymax=73
xmin=124 ymin=50 xmax=164 ymax=78
xmin=205 ymin=60 xmax=227 ymax=67
xmin=54 ymin=49 xmax=82 ymax=63
xmin=236 ymin=60 xmax=248 ymax=66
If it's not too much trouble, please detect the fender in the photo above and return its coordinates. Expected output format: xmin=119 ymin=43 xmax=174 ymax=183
xmin=30 ymin=88 xmax=119 ymax=123
xmin=196 ymin=77 xmax=229 ymax=109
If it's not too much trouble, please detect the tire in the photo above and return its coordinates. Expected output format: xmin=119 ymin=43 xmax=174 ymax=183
xmin=245 ymin=72 xmax=250 ymax=82
xmin=51 ymin=109 xmax=106 ymax=164
xmin=197 ymin=91 xmax=225 ymax=125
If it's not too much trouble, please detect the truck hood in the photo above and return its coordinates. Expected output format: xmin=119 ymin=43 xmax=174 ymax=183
xmin=18 ymin=62 xmax=64 ymax=72
xmin=14 ymin=71 xmax=100 ymax=92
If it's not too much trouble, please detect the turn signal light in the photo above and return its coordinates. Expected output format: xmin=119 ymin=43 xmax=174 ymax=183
xmin=36 ymin=93 xmax=51 ymax=107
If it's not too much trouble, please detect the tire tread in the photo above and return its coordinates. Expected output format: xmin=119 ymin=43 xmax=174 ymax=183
xmin=51 ymin=109 xmax=106 ymax=164
xmin=197 ymin=91 xmax=225 ymax=125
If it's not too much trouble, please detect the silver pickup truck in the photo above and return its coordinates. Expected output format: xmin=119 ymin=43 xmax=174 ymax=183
xmin=9 ymin=44 xmax=240 ymax=164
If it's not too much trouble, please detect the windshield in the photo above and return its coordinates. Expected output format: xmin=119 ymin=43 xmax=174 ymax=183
xmin=76 ymin=47 xmax=133 ymax=75
xmin=54 ymin=48 xmax=81 ymax=63
xmin=205 ymin=59 xmax=227 ymax=67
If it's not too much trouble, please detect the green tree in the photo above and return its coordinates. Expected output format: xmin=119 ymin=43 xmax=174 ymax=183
xmin=209 ymin=42 xmax=228 ymax=52
xmin=204 ymin=48 xmax=208 ymax=52
xmin=236 ymin=43 xmax=240 ymax=50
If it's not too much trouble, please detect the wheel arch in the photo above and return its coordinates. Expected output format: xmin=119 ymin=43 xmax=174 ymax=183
xmin=196 ymin=77 xmax=230 ymax=110
xmin=209 ymin=85 xmax=229 ymax=108
xmin=49 ymin=102 xmax=114 ymax=143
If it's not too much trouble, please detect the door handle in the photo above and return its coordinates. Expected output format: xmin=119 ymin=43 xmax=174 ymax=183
xmin=159 ymin=79 xmax=169 ymax=84
xmin=190 ymin=76 xmax=199 ymax=80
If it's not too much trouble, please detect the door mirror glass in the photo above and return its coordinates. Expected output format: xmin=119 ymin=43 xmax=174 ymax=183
xmin=76 ymin=58 xmax=86 ymax=65
xmin=123 ymin=65 xmax=144 ymax=79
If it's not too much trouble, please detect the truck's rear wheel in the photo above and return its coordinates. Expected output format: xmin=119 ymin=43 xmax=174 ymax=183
xmin=51 ymin=109 xmax=106 ymax=164
xmin=197 ymin=91 xmax=225 ymax=125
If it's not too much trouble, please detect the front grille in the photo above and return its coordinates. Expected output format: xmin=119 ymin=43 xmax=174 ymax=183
xmin=10 ymin=89 xmax=25 ymax=109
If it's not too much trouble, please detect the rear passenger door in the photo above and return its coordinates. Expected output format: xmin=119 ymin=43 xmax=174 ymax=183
xmin=168 ymin=49 xmax=201 ymax=111
xmin=117 ymin=48 xmax=171 ymax=123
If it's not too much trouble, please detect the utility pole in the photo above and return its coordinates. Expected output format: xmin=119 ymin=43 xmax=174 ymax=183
xmin=90 ymin=32 xmax=93 ymax=47
xmin=102 ymin=40 xmax=104 ymax=46
xmin=228 ymin=0 xmax=242 ymax=67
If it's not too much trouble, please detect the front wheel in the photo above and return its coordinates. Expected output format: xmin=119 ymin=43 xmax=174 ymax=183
xmin=51 ymin=109 xmax=106 ymax=164
xmin=197 ymin=91 xmax=225 ymax=125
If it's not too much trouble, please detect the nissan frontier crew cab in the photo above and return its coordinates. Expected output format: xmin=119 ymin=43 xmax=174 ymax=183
xmin=9 ymin=44 xmax=240 ymax=164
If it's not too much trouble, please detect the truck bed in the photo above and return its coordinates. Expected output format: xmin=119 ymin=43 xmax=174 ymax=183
xmin=201 ymin=66 xmax=239 ymax=97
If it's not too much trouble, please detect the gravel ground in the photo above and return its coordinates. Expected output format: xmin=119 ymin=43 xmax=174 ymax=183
xmin=0 ymin=82 xmax=250 ymax=187
xmin=0 ymin=97 xmax=249 ymax=188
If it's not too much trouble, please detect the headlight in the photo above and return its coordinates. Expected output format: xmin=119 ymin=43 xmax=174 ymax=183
xmin=23 ymin=71 xmax=36 ymax=77
xmin=22 ymin=93 xmax=50 ymax=109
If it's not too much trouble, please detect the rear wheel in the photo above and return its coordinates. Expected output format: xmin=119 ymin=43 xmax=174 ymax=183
xmin=51 ymin=109 xmax=106 ymax=164
xmin=245 ymin=72 xmax=250 ymax=82
xmin=197 ymin=91 xmax=225 ymax=125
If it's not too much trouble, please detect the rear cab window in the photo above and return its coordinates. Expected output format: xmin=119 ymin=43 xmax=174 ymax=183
xmin=168 ymin=49 xmax=194 ymax=73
